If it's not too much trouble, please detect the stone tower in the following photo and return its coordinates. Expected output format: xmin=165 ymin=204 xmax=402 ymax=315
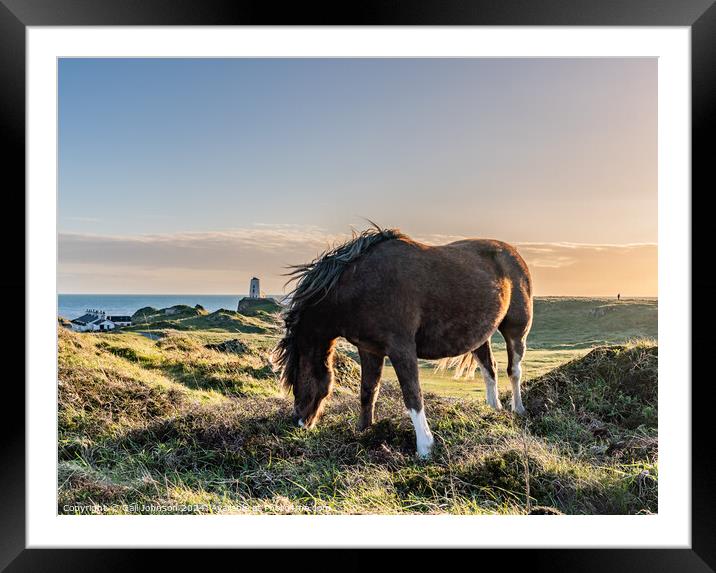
xmin=249 ymin=277 xmax=260 ymax=299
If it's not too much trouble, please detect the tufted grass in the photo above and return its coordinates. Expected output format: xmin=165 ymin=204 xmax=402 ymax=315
xmin=58 ymin=320 xmax=657 ymax=515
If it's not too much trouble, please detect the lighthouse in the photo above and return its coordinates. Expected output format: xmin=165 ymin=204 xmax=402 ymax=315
xmin=237 ymin=276 xmax=280 ymax=314
xmin=249 ymin=277 xmax=260 ymax=299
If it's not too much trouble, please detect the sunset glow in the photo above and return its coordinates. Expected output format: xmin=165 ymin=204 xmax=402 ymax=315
xmin=59 ymin=58 xmax=656 ymax=296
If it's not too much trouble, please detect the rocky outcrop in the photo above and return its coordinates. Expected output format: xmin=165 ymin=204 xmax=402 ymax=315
xmin=236 ymin=297 xmax=282 ymax=316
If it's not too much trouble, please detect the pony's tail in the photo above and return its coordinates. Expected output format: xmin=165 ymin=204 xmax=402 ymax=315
xmin=434 ymin=352 xmax=479 ymax=380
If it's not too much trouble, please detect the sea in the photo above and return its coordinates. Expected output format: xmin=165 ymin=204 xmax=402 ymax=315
xmin=58 ymin=294 xmax=283 ymax=320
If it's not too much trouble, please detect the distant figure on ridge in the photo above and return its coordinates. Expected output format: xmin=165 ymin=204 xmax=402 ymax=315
xmin=617 ymin=293 xmax=621 ymax=301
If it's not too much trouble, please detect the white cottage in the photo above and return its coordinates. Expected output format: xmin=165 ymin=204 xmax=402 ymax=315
xmin=107 ymin=315 xmax=132 ymax=327
xmin=70 ymin=309 xmax=132 ymax=332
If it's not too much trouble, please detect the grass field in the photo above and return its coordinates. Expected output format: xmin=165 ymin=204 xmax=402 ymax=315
xmin=58 ymin=297 xmax=657 ymax=515
xmin=393 ymin=348 xmax=587 ymax=400
xmin=365 ymin=296 xmax=656 ymax=400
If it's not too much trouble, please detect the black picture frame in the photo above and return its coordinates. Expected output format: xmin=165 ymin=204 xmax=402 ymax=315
xmin=4 ymin=0 xmax=713 ymax=570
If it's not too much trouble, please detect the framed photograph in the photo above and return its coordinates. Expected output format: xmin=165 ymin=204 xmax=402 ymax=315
xmin=5 ymin=0 xmax=713 ymax=569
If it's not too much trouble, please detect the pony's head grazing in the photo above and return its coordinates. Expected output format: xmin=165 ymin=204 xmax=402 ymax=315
xmin=272 ymin=224 xmax=405 ymax=427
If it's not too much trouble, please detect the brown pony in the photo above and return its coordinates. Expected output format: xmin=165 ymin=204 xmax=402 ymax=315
xmin=273 ymin=226 xmax=533 ymax=458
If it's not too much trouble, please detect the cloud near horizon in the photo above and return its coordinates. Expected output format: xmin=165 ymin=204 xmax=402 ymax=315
xmin=58 ymin=227 xmax=657 ymax=296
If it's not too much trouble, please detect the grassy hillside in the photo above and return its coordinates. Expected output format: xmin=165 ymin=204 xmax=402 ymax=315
xmin=58 ymin=308 xmax=658 ymax=515
xmin=527 ymin=297 xmax=657 ymax=349
xmin=127 ymin=307 xmax=280 ymax=335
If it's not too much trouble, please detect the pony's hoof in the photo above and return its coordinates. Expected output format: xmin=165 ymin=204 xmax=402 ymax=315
xmin=416 ymin=448 xmax=432 ymax=460
xmin=416 ymin=436 xmax=435 ymax=459
xmin=513 ymin=404 xmax=526 ymax=415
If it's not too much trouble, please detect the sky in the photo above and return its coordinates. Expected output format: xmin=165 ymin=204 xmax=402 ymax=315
xmin=58 ymin=58 xmax=657 ymax=296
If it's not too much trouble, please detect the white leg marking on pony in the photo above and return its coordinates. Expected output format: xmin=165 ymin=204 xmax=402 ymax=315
xmin=298 ymin=418 xmax=305 ymax=428
xmin=479 ymin=364 xmax=503 ymax=411
xmin=409 ymin=408 xmax=434 ymax=459
xmin=510 ymin=354 xmax=526 ymax=415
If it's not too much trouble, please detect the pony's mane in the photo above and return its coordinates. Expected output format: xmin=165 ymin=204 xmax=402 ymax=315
xmin=273 ymin=225 xmax=406 ymax=392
